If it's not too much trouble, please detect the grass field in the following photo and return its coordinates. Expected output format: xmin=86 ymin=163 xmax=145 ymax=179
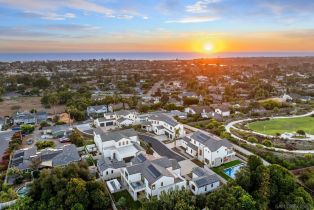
xmin=0 ymin=96 xmax=65 ymax=116
xmin=247 ymin=117 xmax=314 ymax=135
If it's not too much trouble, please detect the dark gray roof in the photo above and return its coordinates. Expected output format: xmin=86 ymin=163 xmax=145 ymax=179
xmin=191 ymin=131 xmax=232 ymax=151
xmin=126 ymin=155 xmax=180 ymax=185
xmin=87 ymin=105 xmax=107 ymax=112
xmin=115 ymin=110 xmax=133 ymax=116
xmin=52 ymin=144 xmax=81 ymax=166
xmin=149 ymin=113 xmax=178 ymax=127
xmin=11 ymin=144 xmax=80 ymax=170
xmin=193 ymin=174 xmax=219 ymax=188
xmin=187 ymin=141 xmax=198 ymax=151
xmin=183 ymin=137 xmax=199 ymax=151
xmin=192 ymin=167 xmax=207 ymax=177
xmin=97 ymin=156 xmax=126 ymax=172
xmin=94 ymin=128 xmax=137 ymax=142
xmin=117 ymin=117 xmax=132 ymax=123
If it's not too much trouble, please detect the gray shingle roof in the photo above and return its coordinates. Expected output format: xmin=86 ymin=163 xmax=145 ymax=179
xmin=97 ymin=156 xmax=126 ymax=172
xmin=191 ymin=131 xmax=232 ymax=152
xmin=149 ymin=113 xmax=178 ymax=127
xmin=11 ymin=144 xmax=80 ymax=170
xmin=52 ymin=144 xmax=81 ymax=166
xmin=193 ymin=174 xmax=219 ymax=187
xmin=126 ymin=155 xmax=180 ymax=185
xmin=95 ymin=128 xmax=137 ymax=142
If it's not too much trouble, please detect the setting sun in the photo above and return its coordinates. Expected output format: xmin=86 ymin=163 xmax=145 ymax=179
xmin=203 ymin=43 xmax=214 ymax=53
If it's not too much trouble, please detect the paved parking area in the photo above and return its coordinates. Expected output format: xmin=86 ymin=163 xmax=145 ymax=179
xmin=138 ymin=133 xmax=184 ymax=162
xmin=178 ymin=159 xmax=198 ymax=176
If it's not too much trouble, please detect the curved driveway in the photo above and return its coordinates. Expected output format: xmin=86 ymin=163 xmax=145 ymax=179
xmin=225 ymin=110 xmax=314 ymax=154
xmin=138 ymin=133 xmax=184 ymax=162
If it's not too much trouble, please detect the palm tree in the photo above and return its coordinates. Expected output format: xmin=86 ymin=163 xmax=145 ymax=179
xmin=48 ymin=93 xmax=59 ymax=116
xmin=174 ymin=128 xmax=180 ymax=148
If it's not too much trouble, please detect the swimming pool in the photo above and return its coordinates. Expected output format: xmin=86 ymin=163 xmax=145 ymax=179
xmin=16 ymin=185 xmax=30 ymax=197
xmin=223 ymin=163 xmax=244 ymax=179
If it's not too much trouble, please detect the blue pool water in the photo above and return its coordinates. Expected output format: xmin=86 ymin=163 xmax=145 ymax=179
xmin=223 ymin=164 xmax=244 ymax=179
xmin=16 ymin=185 xmax=30 ymax=197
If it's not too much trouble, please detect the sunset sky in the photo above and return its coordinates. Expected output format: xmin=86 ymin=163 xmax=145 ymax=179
xmin=0 ymin=0 xmax=314 ymax=53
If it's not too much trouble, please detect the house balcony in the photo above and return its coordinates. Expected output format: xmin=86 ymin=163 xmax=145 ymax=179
xmin=130 ymin=181 xmax=146 ymax=192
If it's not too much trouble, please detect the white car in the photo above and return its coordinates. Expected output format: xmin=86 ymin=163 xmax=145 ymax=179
xmin=41 ymin=134 xmax=53 ymax=139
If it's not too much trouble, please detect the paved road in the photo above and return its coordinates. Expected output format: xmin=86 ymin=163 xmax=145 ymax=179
xmin=138 ymin=133 xmax=184 ymax=162
xmin=0 ymin=131 xmax=15 ymax=159
xmin=225 ymin=110 xmax=314 ymax=154
xmin=145 ymin=80 xmax=163 ymax=97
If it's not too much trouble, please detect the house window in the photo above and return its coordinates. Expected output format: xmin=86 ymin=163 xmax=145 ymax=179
xmin=123 ymin=141 xmax=125 ymax=145
xmin=191 ymin=184 xmax=195 ymax=191
xmin=199 ymin=150 xmax=202 ymax=156
xmin=161 ymin=182 xmax=163 ymax=187
xmin=205 ymin=186 xmax=207 ymax=191
xmin=119 ymin=142 xmax=121 ymax=146
xmin=106 ymin=171 xmax=108 ymax=175
xmin=152 ymin=184 xmax=156 ymax=190
xmin=111 ymin=170 xmax=114 ymax=174
xmin=211 ymin=184 xmax=213 ymax=188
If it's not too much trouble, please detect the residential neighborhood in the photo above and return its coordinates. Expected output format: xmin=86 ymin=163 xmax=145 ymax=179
xmin=0 ymin=57 xmax=313 ymax=209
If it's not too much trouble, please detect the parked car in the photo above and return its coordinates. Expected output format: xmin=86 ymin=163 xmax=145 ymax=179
xmin=59 ymin=137 xmax=70 ymax=143
xmin=27 ymin=139 xmax=33 ymax=145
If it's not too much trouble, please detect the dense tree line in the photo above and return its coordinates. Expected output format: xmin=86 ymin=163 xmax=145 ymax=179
xmin=10 ymin=162 xmax=111 ymax=210
xmin=141 ymin=156 xmax=313 ymax=210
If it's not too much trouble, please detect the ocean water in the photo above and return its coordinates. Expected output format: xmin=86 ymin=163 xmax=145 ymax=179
xmin=0 ymin=52 xmax=314 ymax=62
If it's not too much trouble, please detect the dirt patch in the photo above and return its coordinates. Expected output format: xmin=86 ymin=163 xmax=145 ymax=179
xmin=0 ymin=96 xmax=65 ymax=117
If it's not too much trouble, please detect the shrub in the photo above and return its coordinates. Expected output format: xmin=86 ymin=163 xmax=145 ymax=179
xmin=35 ymin=141 xmax=55 ymax=150
xmin=247 ymin=136 xmax=258 ymax=143
xmin=20 ymin=124 xmax=35 ymax=134
xmin=262 ymin=139 xmax=272 ymax=147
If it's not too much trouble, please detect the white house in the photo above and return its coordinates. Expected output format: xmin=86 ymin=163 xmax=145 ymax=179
xmin=94 ymin=113 xmax=116 ymax=128
xmin=87 ymin=105 xmax=112 ymax=118
xmin=95 ymin=110 xmax=139 ymax=128
xmin=145 ymin=113 xmax=185 ymax=140
xmin=116 ymin=118 xmax=135 ymax=128
xmin=282 ymin=93 xmax=293 ymax=102
xmin=121 ymin=154 xmax=186 ymax=200
xmin=97 ymin=156 xmax=126 ymax=180
xmin=189 ymin=167 xmax=220 ymax=195
xmin=115 ymin=110 xmax=138 ymax=121
xmin=214 ymin=105 xmax=230 ymax=117
xmin=0 ymin=117 xmax=4 ymax=130
xmin=93 ymin=128 xmax=141 ymax=162
xmin=184 ymin=106 xmax=213 ymax=118
xmin=182 ymin=131 xmax=235 ymax=167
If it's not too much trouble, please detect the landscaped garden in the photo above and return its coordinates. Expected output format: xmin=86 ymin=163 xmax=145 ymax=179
xmin=212 ymin=159 xmax=243 ymax=181
xmin=112 ymin=190 xmax=142 ymax=210
xmin=246 ymin=116 xmax=314 ymax=136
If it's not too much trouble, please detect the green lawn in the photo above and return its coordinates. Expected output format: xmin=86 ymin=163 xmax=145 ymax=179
xmin=212 ymin=160 xmax=242 ymax=181
xmin=246 ymin=117 xmax=314 ymax=136
xmin=112 ymin=190 xmax=141 ymax=210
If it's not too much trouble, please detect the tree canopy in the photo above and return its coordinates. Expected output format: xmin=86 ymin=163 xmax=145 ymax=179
xmin=12 ymin=162 xmax=111 ymax=210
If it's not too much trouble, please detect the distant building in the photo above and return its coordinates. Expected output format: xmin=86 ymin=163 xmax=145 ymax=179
xmin=10 ymin=144 xmax=80 ymax=172
xmin=142 ymin=113 xmax=185 ymax=140
xmin=11 ymin=111 xmax=48 ymax=125
xmin=87 ymin=105 xmax=112 ymax=118
xmin=12 ymin=112 xmax=36 ymax=125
